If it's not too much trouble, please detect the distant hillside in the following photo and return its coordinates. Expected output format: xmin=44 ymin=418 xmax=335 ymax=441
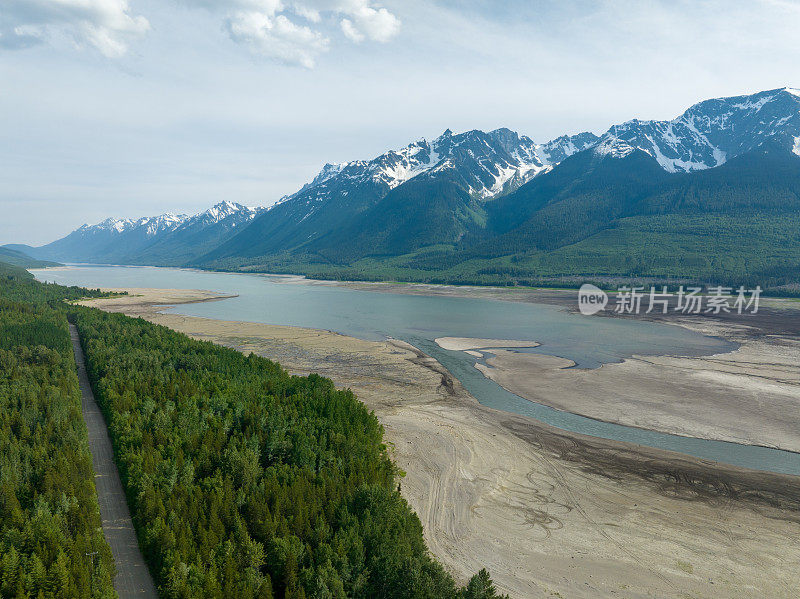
xmin=0 ymin=260 xmax=34 ymax=280
xmin=0 ymin=246 xmax=60 ymax=269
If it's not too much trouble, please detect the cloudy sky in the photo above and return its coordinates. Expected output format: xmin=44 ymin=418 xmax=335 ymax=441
xmin=2 ymin=0 xmax=799 ymax=245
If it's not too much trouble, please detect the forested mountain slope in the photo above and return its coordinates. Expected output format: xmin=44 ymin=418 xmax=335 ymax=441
xmin=201 ymin=127 xmax=588 ymax=264
xmin=0 ymin=247 xmax=60 ymax=269
xmin=205 ymin=144 xmax=800 ymax=290
xmin=480 ymin=140 xmax=800 ymax=256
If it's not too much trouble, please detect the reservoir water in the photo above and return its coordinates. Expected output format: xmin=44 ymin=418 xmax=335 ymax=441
xmin=34 ymin=265 xmax=800 ymax=475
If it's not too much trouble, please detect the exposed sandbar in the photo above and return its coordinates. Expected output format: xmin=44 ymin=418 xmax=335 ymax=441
xmin=435 ymin=337 xmax=540 ymax=351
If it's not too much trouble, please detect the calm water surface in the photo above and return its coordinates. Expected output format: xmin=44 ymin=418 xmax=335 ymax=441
xmin=35 ymin=265 xmax=800 ymax=475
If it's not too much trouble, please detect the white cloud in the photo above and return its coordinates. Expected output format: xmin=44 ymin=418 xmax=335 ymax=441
xmin=0 ymin=0 xmax=399 ymax=65
xmin=225 ymin=11 xmax=329 ymax=68
xmin=340 ymin=18 xmax=363 ymax=42
xmin=336 ymin=2 xmax=400 ymax=43
xmin=0 ymin=0 xmax=150 ymax=57
xmin=186 ymin=0 xmax=400 ymax=67
xmin=292 ymin=4 xmax=322 ymax=23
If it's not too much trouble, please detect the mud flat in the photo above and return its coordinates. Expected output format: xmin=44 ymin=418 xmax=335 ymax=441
xmin=81 ymin=288 xmax=800 ymax=599
xmin=473 ymin=324 xmax=800 ymax=453
xmin=338 ymin=281 xmax=800 ymax=454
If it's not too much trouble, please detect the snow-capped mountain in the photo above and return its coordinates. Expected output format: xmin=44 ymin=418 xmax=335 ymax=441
xmin=595 ymin=87 xmax=800 ymax=172
xmin=203 ymin=127 xmax=598 ymax=262
xmin=415 ymin=128 xmax=548 ymax=199
xmin=179 ymin=200 xmax=260 ymax=229
xmin=75 ymin=202 xmax=259 ymax=241
xmin=32 ymin=202 xmax=262 ymax=264
xmin=83 ymin=213 xmax=189 ymax=236
xmin=294 ymin=127 xmax=596 ymax=204
xmin=35 ymin=127 xmax=601 ymax=267
xmin=132 ymin=201 xmax=264 ymax=265
xmin=308 ymin=162 xmax=347 ymax=188
xmin=206 ymin=87 xmax=800 ymax=268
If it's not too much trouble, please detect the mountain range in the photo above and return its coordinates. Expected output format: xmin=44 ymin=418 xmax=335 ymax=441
xmin=10 ymin=87 xmax=800 ymax=291
xmin=9 ymin=201 xmax=263 ymax=266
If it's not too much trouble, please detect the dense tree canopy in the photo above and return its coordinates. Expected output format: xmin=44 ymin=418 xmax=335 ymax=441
xmin=0 ymin=268 xmax=116 ymax=598
xmin=0 ymin=262 xmax=111 ymax=305
xmin=71 ymin=307 xmax=506 ymax=598
xmin=0 ymin=262 xmax=506 ymax=598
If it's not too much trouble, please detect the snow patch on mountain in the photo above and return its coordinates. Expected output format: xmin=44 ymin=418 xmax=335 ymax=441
xmin=76 ymin=202 xmax=263 ymax=239
xmin=89 ymin=218 xmax=135 ymax=233
xmin=429 ymin=158 xmax=456 ymax=173
xmin=732 ymin=95 xmax=774 ymax=112
xmin=83 ymin=214 xmax=190 ymax=236
xmin=369 ymin=140 xmax=441 ymax=189
xmin=595 ymin=87 xmax=800 ymax=173
xmin=203 ymin=201 xmax=243 ymax=222
xmin=140 ymin=214 xmax=189 ymax=236
xmin=595 ymin=137 xmax=635 ymax=159
xmin=294 ymin=127 xmax=595 ymax=205
xmin=192 ymin=201 xmax=260 ymax=226
xmin=309 ymin=163 xmax=347 ymax=187
xmin=535 ymin=132 xmax=600 ymax=164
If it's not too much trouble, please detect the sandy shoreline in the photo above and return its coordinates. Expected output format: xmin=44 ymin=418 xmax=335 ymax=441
xmin=79 ymin=287 xmax=800 ymax=599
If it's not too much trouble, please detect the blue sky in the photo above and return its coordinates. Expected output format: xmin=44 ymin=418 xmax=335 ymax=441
xmin=2 ymin=0 xmax=800 ymax=245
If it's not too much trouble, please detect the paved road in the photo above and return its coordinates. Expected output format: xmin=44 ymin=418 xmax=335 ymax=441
xmin=70 ymin=325 xmax=159 ymax=599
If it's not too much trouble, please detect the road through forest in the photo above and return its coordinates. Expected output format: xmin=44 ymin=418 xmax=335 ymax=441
xmin=69 ymin=324 xmax=159 ymax=599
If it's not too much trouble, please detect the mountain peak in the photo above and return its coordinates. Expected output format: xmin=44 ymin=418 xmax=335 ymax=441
xmin=535 ymin=132 xmax=600 ymax=164
xmin=138 ymin=213 xmax=190 ymax=236
xmin=309 ymin=162 xmax=347 ymax=188
xmin=189 ymin=201 xmax=261 ymax=227
xmin=73 ymin=204 xmax=264 ymax=239
xmin=205 ymin=200 xmax=245 ymax=216
xmin=95 ymin=217 xmax=134 ymax=233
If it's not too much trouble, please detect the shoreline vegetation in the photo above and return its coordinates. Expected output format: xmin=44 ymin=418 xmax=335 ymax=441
xmin=79 ymin=284 xmax=800 ymax=599
xmin=34 ymin=262 xmax=800 ymax=301
xmin=26 ymin=259 xmax=800 ymax=301
xmin=216 ymin=254 xmax=800 ymax=298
